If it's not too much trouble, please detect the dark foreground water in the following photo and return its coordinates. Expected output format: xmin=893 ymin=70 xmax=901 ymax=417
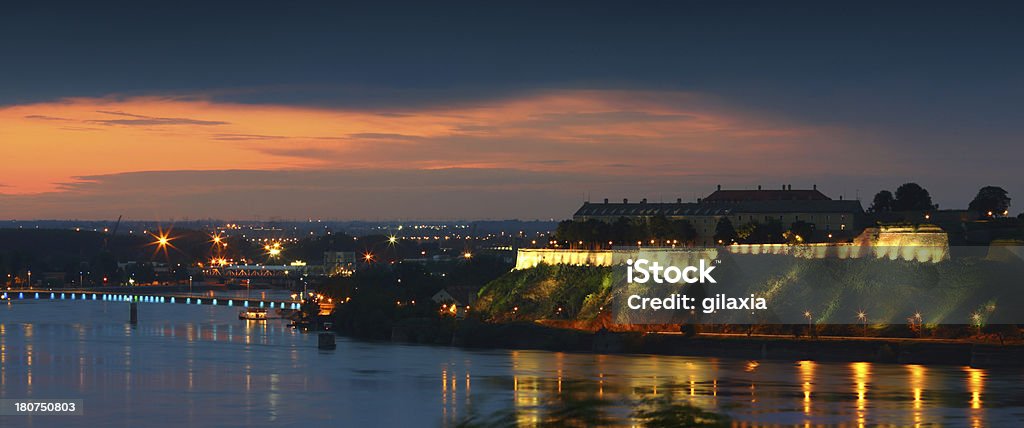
xmin=1 ymin=300 xmax=1022 ymax=427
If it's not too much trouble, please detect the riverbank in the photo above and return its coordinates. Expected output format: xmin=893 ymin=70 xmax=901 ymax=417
xmin=388 ymin=320 xmax=1024 ymax=368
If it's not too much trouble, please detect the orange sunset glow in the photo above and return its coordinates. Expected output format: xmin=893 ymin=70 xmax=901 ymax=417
xmin=1 ymin=90 xmax=862 ymax=196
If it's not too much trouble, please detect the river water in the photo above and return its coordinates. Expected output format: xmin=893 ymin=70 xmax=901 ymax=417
xmin=1 ymin=299 xmax=1022 ymax=427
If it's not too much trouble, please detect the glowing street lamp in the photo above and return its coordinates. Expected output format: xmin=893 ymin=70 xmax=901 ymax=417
xmin=857 ymin=311 xmax=867 ymax=336
xmin=147 ymin=226 xmax=177 ymax=259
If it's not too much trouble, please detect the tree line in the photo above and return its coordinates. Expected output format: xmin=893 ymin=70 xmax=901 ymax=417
xmin=870 ymin=183 xmax=1013 ymax=217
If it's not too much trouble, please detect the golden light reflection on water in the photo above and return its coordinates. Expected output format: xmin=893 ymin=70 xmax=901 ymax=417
xmin=906 ymin=364 xmax=926 ymax=427
xmin=852 ymin=362 xmax=870 ymax=427
xmin=799 ymin=360 xmax=815 ymax=417
xmin=966 ymin=367 xmax=984 ymax=411
xmin=968 ymin=371 xmax=984 ymax=428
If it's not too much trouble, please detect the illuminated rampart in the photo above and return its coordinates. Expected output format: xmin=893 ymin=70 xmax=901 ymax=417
xmin=515 ymin=225 xmax=950 ymax=268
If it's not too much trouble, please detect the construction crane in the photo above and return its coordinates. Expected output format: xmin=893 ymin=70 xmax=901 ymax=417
xmin=102 ymin=215 xmax=122 ymax=250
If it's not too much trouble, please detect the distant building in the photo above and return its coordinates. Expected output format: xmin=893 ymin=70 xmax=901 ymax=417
xmin=432 ymin=286 xmax=477 ymax=318
xmin=323 ymin=251 xmax=357 ymax=276
xmin=573 ymin=185 xmax=865 ymax=245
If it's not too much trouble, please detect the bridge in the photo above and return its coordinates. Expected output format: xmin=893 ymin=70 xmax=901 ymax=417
xmin=200 ymin=264 xmax=324 ymax=278
xmin=1 ymin=289 xmax=302 ymax=310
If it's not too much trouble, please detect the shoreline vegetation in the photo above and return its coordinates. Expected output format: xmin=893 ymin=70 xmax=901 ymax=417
xmin=328 ymin=260 xmax=1024 ymax=368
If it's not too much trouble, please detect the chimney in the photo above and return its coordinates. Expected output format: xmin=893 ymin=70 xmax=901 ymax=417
xmin=813 ymin=184 xmax=817 ymax=190
xmin=782 ymin=184 xmax=786 ymax=190
xmin=716 ymin=184 xmax=721 ymax=191
xmin=839 ymin=195 xmax=844 ymax=200
xmin=697 ymin=197 xmax=702 ymax=203
xmin=676 ymin=198 xmax=682 ymax=203
xmin=757 ymin=185 xmax=762 ymax=190
xmin=788 ymin=184 xmax=792 ymax=190
xmin=640 ymin=198 xmax=647 ymax=204
xmin=623 ymin=198 xmax=628 ymax=204
xmin=603 ymin=198 xmax=609 ymax=204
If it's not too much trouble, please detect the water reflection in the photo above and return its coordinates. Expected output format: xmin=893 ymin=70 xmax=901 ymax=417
xmin=1 ymin=300 xmax=1022 ymax=427
xmin=908 ymin=364 xmax=925 ymax=426
xmin=488 ymin=347 xmax=1019 ymax=426
xmin=799 ymin=360 xmax=814 ymax=417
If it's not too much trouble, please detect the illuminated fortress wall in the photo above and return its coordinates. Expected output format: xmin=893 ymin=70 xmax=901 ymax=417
xmin=514 ymin=247 xmax=722 ymax=269
xmin=514 ymin=249 xmax=614 ymax=269
xmin=515 ymin=225 xmax=951 ymax=269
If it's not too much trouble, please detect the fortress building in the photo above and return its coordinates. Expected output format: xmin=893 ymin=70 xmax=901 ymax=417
xmin=573 ymin=185 xmax=865 ymax=245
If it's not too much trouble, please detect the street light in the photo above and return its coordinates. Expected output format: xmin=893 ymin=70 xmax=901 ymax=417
xmin=857 ymin=311 xmax=867 ymax=336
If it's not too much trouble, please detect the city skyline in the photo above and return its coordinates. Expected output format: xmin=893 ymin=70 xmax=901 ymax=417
xmin=2 ymin=2 xmax=1022 ymax=220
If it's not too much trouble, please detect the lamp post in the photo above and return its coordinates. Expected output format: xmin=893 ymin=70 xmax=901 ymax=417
xmin=804 ymin=310 xmax=813 ymax=337
xmin=27 ymin=270 xmax=31 ymax=289
xmin=857 ymin=311 xmax=867 ymax=336
xmin=189 ymin=275 xmax=193 ymax=295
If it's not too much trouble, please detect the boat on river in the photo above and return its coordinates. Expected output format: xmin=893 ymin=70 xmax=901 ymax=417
xmin=239 ymin=307 xmax=269 ymax=320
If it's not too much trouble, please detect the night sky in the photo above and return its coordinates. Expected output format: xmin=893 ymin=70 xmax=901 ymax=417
xmin=2 ymin=1 xmax=1022 ymax=220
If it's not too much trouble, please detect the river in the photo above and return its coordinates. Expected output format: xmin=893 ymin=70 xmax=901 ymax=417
xmin=1 ymin=299 xmax=1022 ymax=426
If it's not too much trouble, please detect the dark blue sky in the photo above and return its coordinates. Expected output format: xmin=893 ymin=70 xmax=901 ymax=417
xmin=1 ymin=1 xmax=1022 ymax=219
xmin=6 ymin=2 xmax=1022 ymax=102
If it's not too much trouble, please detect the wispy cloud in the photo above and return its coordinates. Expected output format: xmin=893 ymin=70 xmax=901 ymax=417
xmin=212 ymin=133 xmax=287 ymax=141
xmin=24 ymin=114 xmax=71 ymax=121
xmin=88 ymin=110 xmax=229 ymax=126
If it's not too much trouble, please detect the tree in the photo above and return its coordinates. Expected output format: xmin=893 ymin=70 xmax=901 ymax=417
xmin=893 ymin=183 xmax=935 ymax=211
xmin=670 ymin=219 xmax=697 ymax=244
xmin=788 ymin=221 xmax=815 ymax=242
xmin=713 ymin=217 xmax=737 ymax=244
xmin=869 ymin=190 xmax=895 ymax=213
xmin=968 ymin=186 xmax=1011 ymax=216
xmin=645 ymin=215 xmax=696 ymax=244
xmin=610 ymin=217 xmax=634 ymax=244
xmin=740 ymin=221 xmax=785 ymax=244
xmin=649 ymin=215 xmax=675 ymax=240
xmin=554 ymin=220 xmax=579 ymax=244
